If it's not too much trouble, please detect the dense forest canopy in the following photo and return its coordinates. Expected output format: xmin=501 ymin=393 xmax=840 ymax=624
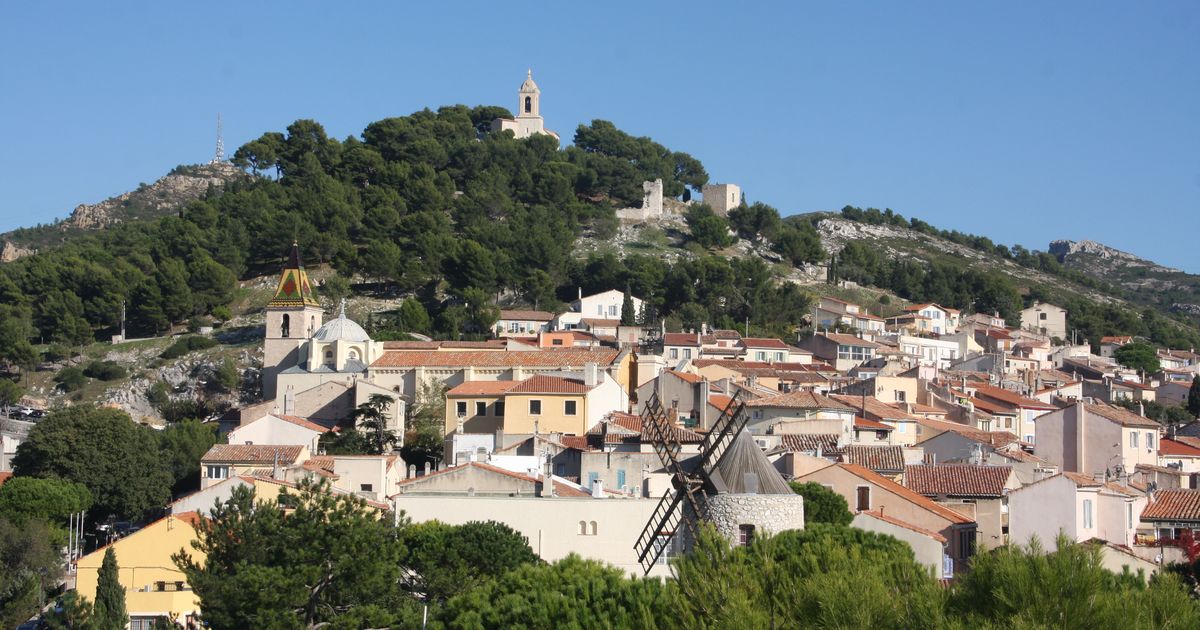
xmin=0 ymin=103 xmax=1195 ymax=364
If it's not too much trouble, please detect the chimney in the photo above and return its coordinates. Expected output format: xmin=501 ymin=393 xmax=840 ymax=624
xmin=424 ymin=461 xmax=431 ymax=477
xmin=272 ymin=450 xmax=282 ymax=480
xmin=591 ymin=478 xmax=604 ymax=498
xmin=583 ymin=362 xmax=600 ymax=388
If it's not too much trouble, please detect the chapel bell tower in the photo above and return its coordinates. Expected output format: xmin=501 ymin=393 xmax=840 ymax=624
xmin=262 ymin=242 xmax=323 ymax=399
xmin=519 ymin=69 xmax=540 ymax=118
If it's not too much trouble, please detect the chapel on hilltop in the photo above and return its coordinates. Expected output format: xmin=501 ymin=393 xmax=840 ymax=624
xmin=491 ymin=70 xmax=560 ymax=143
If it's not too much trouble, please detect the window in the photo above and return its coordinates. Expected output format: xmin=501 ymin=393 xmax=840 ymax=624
xmin=324 ymin=349 xmax=334 ymax=365
xmin=564 ymin=400 xmax=578 ymax=416
xmin=495 ymin=401 xmax=505 ymax=416
xmin=670 ymin=348 xmax=679 ymax=360
xmin=1147 ymin=432 xmax=1156 ymax=450
xmin=281 ymin=314 xmax=290 ymax=338
xmin=608 ymin=305 xmax=618 ymax=317
xmin=529 ymin=399 xmax=542 ymax=415
xmin=509 ymin=322 xmax=520 ymax=332
xmin=552 ymin=338 xmax=564 ymax=346
xmin=895 ymin=390 xmax=907 ymax=402
xmin=348 ymin=349 xmax=359 ymax=361
xmin=1130 ymin=432 xmax=1139 ymax=449
xmin=756 ymin=351 xmax=765 ymax=361
xmin=617 ymin=469 xmax=626 ymax=489
xmin=1040 ymin=312 xmax=1047 ymax=320
xmin=360 ymin=484 xmax=373 ymax=492
xmin=856 ymin=486 xmax=871 ymax=511
xmin=131 ymin=618 xmax=164 ymax=630
xmin=738 ymin=524 xmax=756 ymax=546
xmin=578 ymin=520 xmax=587 ymax=535
xmin=555 ymin=462 xmax=565 ymax=475
xmin=958 ymin=529 xmax=976 ymax=558
xmin=524 ymin=96 xmax=532 ymax=113
xmin=683 ymin=349 xmax=692 ymax=359
xmin=589 ymin=521 xmax=598 ymax=535
xmin=456 ymin=401 xmax=467 ymax=417
xmin=775 ymin=352 xmax=785 ymax=362
xmin=206 ymin=465 xmax=229 ymax=480
xmin=1083 ymin=499 xmax=1094 ymax=529
xmin=475 ymin=401 xmax=487 ymax=417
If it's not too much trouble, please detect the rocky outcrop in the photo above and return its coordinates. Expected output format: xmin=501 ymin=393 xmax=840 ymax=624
xmin=59 ymin=161 xmax=245 ymax=232
xmin=0 ymin=240 xmax=35 ymax=262
xmin=1049 ymin=239 xmax=1180 ymax=273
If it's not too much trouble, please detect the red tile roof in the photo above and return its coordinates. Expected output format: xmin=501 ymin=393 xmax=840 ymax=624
xmin=858 ymin=510 xmax=947 ymax=543
xmin=971 ymin=384 xmax=1057 ymax=410
xmin=740 ymin=337 xmax=791 ymax=350
xmin=508 ymin=375 xmax=595 ymax=395
xmin=745 ymin=390 xmax=854 ymax=410
xmin=272 ymin=414 xmax=336 ymax=433
xmin=830 ymin=395 xmax=920 ymax=421
xmin=904 ymin=464 xmax=1013 ymax=497
xmin=499 ymin=309 xmax=555 ymax=321
xmin=371 ymin=348 xmax=619 ymax=368
xmin=1142 ymin=489 xmax=1200 ymax=522
xmin=1160 ymin=438 xmax=1200 ymax=458
xmin=841 ymin=445 xmax=904 ymax=473
xmin=854 ymin=416 xmax=894 ymax=431
xmin=777 ymin=433 xmax=842 ymax=455
xmin=0 ymin=472 xmax=11 ymax=487
xmin=835 ymin=463 xmax=974 ymax=524
xmin=665 ymin=369 xmax=703 ymax=384
xmin=201 ymin=444 xmax=304 ymax=465
xmin=1083 ymin=404 xmax=1161 ymax=429
xmin=446 ymin=380 xmax=520 ymax=396
xmin=662 ymin=332 xmax=702 ymax=346
xmin=708 ymin=394 xmax=734 ymax=412
xmin=819 ymin=333 xmax=882 ymax=348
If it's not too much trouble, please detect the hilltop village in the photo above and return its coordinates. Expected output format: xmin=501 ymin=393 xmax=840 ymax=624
xmin=1 ymin=72 xmax=1200 ymax=628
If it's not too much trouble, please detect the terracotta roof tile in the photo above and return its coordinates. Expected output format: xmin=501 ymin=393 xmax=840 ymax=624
xmin=904 ymin=464 xmax=1012 ymax=497
xmin=663 ymin=332 xmax=702 ymax=346
xmin=371 ymin=348 xmax=619 ymax=369
xmin=201 ymin=444 xmax=304 ymax=465
xmin=1142 ymin=488 xmax=1200 ymax=522
xmin=740 ymin=337 xmax=791 ymax=350
xmin=971 ymin=384 xmax=1057 ymax=410
xmin=830 ymin=395 xmax=920 ymax=421
xmin=858 ymin=510 xmax=947 ymax=543
xmin=272 ymin=414 xmax=336 ymax=433
xmin=835 ymin=463 xmax=974 ymax=524
xmin=1160 ymin=438 xmax=1200 ymax=457
xmin=665 ymin=369 xmax=703 ymax=384
xmin=499 ymin=309 xmax=555 ymax=321
xmin=819 ymin=333 xmax=882 ymax=348
xmin=776 ymin=433 xmax=841 ymax=455
xmin=854 ymin=416 xmax=894 ymax=431
xmin=508 ymin=375 xmax=594 ymax=395
xmin=1084 ymin=404 xmax=1161 ymax=429
xmin=446 ymin=381 xmax=519 ymax=396
xmin=745 ymin=390 xmax=854 ymax=410
xmin=841 ymin=445 xmax=905 ymax=473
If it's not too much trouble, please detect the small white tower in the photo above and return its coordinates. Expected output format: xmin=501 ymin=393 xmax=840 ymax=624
xmin=518 ymin=69 xmax=540 ymax=118
xmin=491 ymin=69 xmax=560 ymax=143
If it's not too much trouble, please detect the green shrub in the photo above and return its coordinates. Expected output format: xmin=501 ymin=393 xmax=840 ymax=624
xmin=54 ymin=367 xmax=87 ymax=392
xmin=83 ymin=360 xmax=127 ymax=381
xmin=43 ymin=343 xmax=73 ymax=362
xmin=160 ymin=336 xmax=218 ymax=360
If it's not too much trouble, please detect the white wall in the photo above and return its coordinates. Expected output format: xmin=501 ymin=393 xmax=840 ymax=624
xmin=393 ymin=495 xmax=670 ymax=577
xmin=227 ymin=415 xmax=323 ymax=452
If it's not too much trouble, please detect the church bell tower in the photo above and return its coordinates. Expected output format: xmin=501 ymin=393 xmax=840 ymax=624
xmin=262 ymin=242 xmax=324 ymax=400
xmin=518 ymin=69 xmax=540 ymax=118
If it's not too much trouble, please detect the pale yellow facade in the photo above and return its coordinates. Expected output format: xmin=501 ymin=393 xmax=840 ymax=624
xmin=75 ymin=513 xmax=204 ymax=625
xmin=504 ymin=392 xmax=590 ymax=435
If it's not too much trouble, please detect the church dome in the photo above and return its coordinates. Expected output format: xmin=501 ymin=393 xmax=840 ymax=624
xmin=312 ymin=301 xmax=371 ymax=343
xmin=520 ymin=69 xmax=539 ymax=93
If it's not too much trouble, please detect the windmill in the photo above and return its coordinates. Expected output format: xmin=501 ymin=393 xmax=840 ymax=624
xmin=633 ymin=389 xmax=754 ymax=574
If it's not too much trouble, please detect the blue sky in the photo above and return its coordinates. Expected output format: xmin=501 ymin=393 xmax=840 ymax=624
xmin=2 ymin=2 xmax=1197 ymax=270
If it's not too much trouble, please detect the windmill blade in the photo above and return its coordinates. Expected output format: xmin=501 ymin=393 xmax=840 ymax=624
xmin=694 ymin=392 xmax=751 ymax=480
xmin=634 ymin=487 xmax=700 ymax=574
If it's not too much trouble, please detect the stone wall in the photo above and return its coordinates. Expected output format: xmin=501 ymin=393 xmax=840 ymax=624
xmin=686 ymin=493 xmax=805 ymax=549
xmin=616 ymin=179 xmax=664 ymax=221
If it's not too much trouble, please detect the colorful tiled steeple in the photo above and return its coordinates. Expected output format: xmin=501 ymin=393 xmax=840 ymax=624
xmin=267 ymin=242 xmax=320 ymax=308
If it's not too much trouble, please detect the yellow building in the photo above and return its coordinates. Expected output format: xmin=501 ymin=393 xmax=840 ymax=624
xmin=503 ymin=375 xmax=596 ymax=436
xmin=75 ymin=512 xmax=204 ymax=629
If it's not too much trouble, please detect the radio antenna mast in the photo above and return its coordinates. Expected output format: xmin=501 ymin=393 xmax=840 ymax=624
xmin=212 ymin=113 xmax=225 ymax=163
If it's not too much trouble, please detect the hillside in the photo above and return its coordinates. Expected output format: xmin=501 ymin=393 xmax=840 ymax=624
xmin=1051 ymin=239 xmax=1200 ymax=319
xmin=1 ymin=104 xmax=1199 ymax=418
xmin=0 ymin=161 xmax=247 ymax=259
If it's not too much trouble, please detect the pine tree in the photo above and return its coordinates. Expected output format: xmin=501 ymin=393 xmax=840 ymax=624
xmin=93 ymin=548 xmax=128 ymax=630
xmin=1188 ymin=375 xmax=1200 ymax=418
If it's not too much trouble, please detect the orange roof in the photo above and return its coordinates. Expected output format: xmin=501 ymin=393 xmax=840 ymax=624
xmin=1160 ymin=438 xmax=1200 ymax=458
xmin=662 ymin=332 xmax=702 ymax=346
xmin=446 ymin=381 xmax=519 ymax=396
xmin=499 ymin=309 xmax=555 ymax=321
xmin=905 ymin=464 xmax=1012 ymax=497
xmin=708 ymin=394 xmax=734 ymax=411
xmin=371 ymin=348 xmax=619 ymax=368
xmin=272 ymin=414 xmax=336 ymax=433
xmin=854 ymin=416 xmax=894 ymax=431
xmin=858 ymin=510 xmax=947 ymax=543
xmin=1083 ymin=404 xmax=1160 ymax=429
xmin=819 ymin=333 xmax=882 ymax=348
xmin=971 ymin=384 xmax=1057 ymax=410
xmin=740 ymin=337 xmax=791 ymax=350
xmin=1142 ymin=489 xmax=1200 ymax=522
xmin=201 ymin=444 xmax=304 ymax=465
xmin=665 ymin=369 xmax=703 ymax=384
xmin=0 ymin=472 xmax=12 ymax=486
xmin=508 ymin=375 xmax=595 ymax=395
xmin=836 ymin=463 xmax=973 ymax=524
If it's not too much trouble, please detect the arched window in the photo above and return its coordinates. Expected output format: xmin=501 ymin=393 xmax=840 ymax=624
xmin=281 ymin=314 xmax=290 ymax=338
xmin=578 ymin=520 xmax=587 ymax=535
xmin=589 ymin=521 xmax=598 ymax=536
xmin=348 ymin=349 xmax=360 ymax=361
xmin=524 ymin=96 xmax=532 ymax=113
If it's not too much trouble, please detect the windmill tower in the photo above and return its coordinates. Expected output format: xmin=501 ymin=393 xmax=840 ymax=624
xmin=634 ymin=391 xmax=805 ymax=574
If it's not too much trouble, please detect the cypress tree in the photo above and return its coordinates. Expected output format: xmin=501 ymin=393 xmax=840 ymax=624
xmin=1188 ymin=375 xmax=1200 ymax=418
xmin=620 ymin=289 xmax=636 ymax=325
xmin=93 ymin=547 xmax=128 ymax=630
